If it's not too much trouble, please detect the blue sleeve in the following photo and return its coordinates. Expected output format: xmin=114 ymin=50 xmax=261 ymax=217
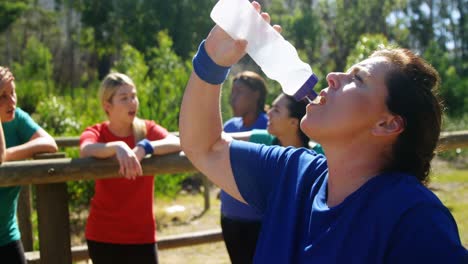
xmin=386 ymin=204 xmax=468 ymax=263
xmin=230 ymin=140 xmax=286 ymax=212
xmin=229 ymin=140 xmax=327 ymax=214
xmin=16 ymin=108 xmax=41 ymax=142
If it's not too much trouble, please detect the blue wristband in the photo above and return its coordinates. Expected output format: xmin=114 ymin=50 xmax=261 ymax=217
xmin=192 ymin=40 xmax=231 ymax=85
xmin=137 ymin=139 xmax=154 ymax=155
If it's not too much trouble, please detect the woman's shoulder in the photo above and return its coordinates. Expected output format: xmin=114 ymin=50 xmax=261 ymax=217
xmin=143 ymin=119 xmax=167 ymax=130
xmin=143 ymin=119 xmax=169 ymax=139
xmin=370 ymin=173 xmax=451 ymax=219
xmin=81 ymin=122 xmax=109 ymax=136
xmin=223 ymin=117 xmax=243 ymax=131
xmin=86 ymin=121 xmax=107 ymax=130
xmin=371 ymin=174 xmax=466 ymax=261
xmin=14 ymin=107 xmax=28 ymax=116
xmin=12 ymin=107 xmax=33 ymax=122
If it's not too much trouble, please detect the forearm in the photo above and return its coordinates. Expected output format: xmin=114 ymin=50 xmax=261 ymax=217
xmin=179 ymin=72 xmax=225 ymax=163
xmin=151 ymin=134 xmax=181 ymax=155
xmin=5 ymin=136 xmax=58 ymax=161
xmin=80 ymin=141 xmax=125 ymax=158
xmin=179 ymin=72 xmax=243 ymax=201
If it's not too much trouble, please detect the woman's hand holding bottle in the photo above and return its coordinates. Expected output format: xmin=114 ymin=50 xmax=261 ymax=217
xmin=204 ymin=1 xmax=281 ymax=68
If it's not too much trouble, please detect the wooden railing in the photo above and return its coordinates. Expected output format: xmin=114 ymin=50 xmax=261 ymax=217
xmin=437 ymin=130 xmax=468 ymax=151
xmin=0 ymin=152 xmax=200 ymax=264
xmin=0 ymin=130 xmax=466 ymax=263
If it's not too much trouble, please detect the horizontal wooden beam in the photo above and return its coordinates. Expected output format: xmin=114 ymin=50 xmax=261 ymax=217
xmin=438 ymin=130 xmax=468 ymax=151
xmin=54 ymin=137 xmax=79 ymax=148
xmin=157 ymin=228 xmax=223 ymax=250
xmin=0 ymin=153 xmax=197 ymax=187
xmin=25 ymin=229 xmax=223 ymax=263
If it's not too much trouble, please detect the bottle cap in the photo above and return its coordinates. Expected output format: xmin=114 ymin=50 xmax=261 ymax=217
xmin=292 ymin=73 xmax=318 ymax=102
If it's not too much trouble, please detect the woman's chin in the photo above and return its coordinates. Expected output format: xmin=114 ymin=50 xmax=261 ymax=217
xmin=1 ymin=114 xmax=15 ymax=122
xmin=266 ymin=126 xmax=274 ymax=135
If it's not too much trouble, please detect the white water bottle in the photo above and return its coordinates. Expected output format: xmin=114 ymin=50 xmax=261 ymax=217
xmin=210 ymin=0 xmax=318 ymax=101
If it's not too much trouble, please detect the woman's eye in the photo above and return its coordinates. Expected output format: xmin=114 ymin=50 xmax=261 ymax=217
xmin=353 ymin=74 xmax=363 ymax=82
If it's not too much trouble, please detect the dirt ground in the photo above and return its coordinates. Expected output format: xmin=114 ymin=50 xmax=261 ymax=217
xmin=71 ymin=188 xmax=230 ymax=264
xmin=155 ymin=189 xmax=230 ymax=263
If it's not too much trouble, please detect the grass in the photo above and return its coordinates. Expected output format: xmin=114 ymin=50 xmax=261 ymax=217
xmin=430 ymin=166 xmax=468 ymax=247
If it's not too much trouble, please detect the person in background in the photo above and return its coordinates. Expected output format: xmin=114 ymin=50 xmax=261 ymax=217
xmin=79 ymin=72 xmax=180 ymax=264
xmin=0 ymin=66 xmax=58 ymax=264
xmin=231 ymin=92 xmax=324 ymax=154
xmin=220 ymin=70 xmax=268 ymax=264
xmin=179 ymin=2 xmax=467 ymax=263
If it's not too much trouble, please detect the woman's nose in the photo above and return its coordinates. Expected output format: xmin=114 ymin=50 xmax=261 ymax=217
xmin=326 ymin=72 xmax=343 ymax=90
xmin=8 ymin=95 xmax=16 ymax=104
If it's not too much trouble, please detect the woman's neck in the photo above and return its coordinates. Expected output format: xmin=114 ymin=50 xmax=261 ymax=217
xmin=278 ymin=133 xmax=304 ymax=148
xmin=107 ymin=120 xmax=133 ymax=138
xmin=242 ymin=111 xmax=260 ymax=128
xmin=322 ymin=138 xmax=387 ymax=207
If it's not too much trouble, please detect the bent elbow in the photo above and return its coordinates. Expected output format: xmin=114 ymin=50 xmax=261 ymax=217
xmin=48 ymin=142 xmax=59 ymax=153
xmin=180 ymin=141 xmax=193 ymax=159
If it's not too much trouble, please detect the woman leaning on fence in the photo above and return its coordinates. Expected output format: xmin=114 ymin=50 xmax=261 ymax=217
xmin=79 ymin=72 xmax=181 ymax=264
xmin=0 ymin=66 xmax=58 ymax=264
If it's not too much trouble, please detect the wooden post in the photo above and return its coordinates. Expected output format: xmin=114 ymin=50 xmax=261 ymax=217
xmin=17 ymin=185 xmax=33 ymax=251
xmin=34 ymin=153 xmax=72 ymax=264
xmin=200 ymin=173 xmax=211 ymax=211
xmin=17 ymin=153 xmax=70 ymax=252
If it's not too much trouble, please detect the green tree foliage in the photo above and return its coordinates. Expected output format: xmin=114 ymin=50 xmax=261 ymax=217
xmin=0 ymin=0 xmax=29 ymax=33
xmin=12 ymin=37 xmax=54 ymax=114
xmin=345 ymin=34 xmax=391 ymax=69
xmin=77 ymin=0 xmax=215 ymax=79
xmin=423 ymin=41 xmax=468 ymax=117
xmin=34 ymin=96 xmax=81 ymax=136
xmin=318 ymin=0 xmax=402 ymax=71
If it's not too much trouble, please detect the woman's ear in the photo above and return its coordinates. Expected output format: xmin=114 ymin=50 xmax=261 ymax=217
xmin=289 ymin=117 xmax=299 ymax=128
xmin=372 ymin=114 xmax=405 ymax=136
xmin=103 ymin=101 xmax=112 ymax=116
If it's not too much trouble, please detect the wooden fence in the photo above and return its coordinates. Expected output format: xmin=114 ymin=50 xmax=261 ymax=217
xmin=0 ymin=130 xmax=467 ymax=263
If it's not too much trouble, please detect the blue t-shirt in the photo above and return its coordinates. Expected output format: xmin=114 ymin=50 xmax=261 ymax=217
xmin=0 ymin=108 xmax=40 ymax=246
xmin=230 ymin=140 xmax=467 ymax=263
xmin=221 ymin=113 xmax=268 ymax=220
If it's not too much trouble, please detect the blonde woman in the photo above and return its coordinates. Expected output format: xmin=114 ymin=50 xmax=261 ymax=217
xmin=80 ymin=72 xmax=180 ymax=264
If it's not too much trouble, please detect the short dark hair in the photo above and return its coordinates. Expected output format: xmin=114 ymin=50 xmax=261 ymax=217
xmin=282 ymin=94 xmax=309 ymax=148
xmin=233 ymin=71 xmax=267 ymax=114
xmin=371 ymin=48 xmax=442 ymax=184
